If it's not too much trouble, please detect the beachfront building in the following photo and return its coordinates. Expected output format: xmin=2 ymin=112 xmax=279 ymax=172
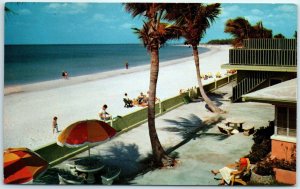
xmin=242 ymin=78 xmax=296 ymax=185
xmin=222 ymin=38 xmax=297 ymax=102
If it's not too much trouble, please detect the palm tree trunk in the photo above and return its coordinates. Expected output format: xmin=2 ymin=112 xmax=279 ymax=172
xmin=148 ymin=46 xmax=169 ymax=166
xmin=192 ymin=45 xmax=224 ymax=114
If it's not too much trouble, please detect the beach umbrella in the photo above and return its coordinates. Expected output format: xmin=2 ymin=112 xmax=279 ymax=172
xmin=57 ymin=120 xmax=116 ymax=157
xmin=4 ymin=147 xmax=49 ymax=184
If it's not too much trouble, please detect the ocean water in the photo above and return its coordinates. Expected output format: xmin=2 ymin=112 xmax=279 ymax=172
xmin=4 ymin=44 xmax=208 ymax=86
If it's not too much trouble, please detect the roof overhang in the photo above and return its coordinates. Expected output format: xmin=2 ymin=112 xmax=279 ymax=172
xmin=242 ymin=78 xmax=297 ymax=105
xmin=221 ymin=64 xmax=297 ymax=72
xmin=242 ymin=96 xmax=296 ymax=105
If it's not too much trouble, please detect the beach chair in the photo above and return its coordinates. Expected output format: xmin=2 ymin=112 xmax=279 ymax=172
xmin=123 ymin=98 xmax=132 ymax=108
xmin=230 ymin=158 xmax=251 ymax=186
xmin=215 ymin=72 xmax=222 ymax=78
xmin=207 ymin=72 xmax=213 ymax=78
xmin=200 ymin=73 xmax=205 ymax=79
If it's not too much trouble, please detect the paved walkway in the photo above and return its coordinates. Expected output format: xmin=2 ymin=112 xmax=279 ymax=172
xmin=41 ymin=83 xmax=274 ymax=185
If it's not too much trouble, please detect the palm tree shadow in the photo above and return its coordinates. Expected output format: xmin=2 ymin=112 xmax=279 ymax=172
xmin=162 ymin=114 xmax=229 ymax=154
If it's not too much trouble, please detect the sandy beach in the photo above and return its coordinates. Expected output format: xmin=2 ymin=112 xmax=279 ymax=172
xmin=3 ymin=45 xmax=230 ymax=150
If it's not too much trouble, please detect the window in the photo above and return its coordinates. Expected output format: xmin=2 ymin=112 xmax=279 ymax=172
xmin=276 ymin=106 xmax=297 ymax=137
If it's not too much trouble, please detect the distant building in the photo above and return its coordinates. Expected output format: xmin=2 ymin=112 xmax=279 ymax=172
xmin=222 ymin=39 xmax=297 ymax=102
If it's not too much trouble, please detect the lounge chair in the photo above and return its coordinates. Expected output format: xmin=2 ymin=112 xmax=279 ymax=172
xmin=123 ymin=98 xmax=133 ymax=108
xmin=230 ymin=158 xmax=252 ymax=185
xmin=215 ymin=72 xmax=222 ymax=78
xmin=101 ymin=166 xmax=121 ymax=185
xmin=207 ymin=72 xmax=213 ymax=78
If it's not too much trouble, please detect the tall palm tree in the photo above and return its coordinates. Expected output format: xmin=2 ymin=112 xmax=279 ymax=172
xmin=124 ymin=3 xmax=181 ymax=166
xmin=165 ymin=3 xmax=223 ymax=114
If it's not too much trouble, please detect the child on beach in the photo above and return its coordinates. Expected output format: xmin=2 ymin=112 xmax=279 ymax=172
xmin=99 ymin=104 xmax=112 ymax=121
xmin=52 ymin=116 xmax=59 ymax=134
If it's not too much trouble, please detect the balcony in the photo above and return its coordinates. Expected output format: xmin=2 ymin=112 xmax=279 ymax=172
xmin=229 ymin=49 xmax=297 ymax=67
xmin=243 ymin=38 xmax=296 ymax=49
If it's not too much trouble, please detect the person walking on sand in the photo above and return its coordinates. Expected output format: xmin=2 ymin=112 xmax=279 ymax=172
xmin=52 ymin=116 xmax=59 ymax=134
xmin=62 ymin=71 xmax=69 ymax=79
xmin=125 ymin=62 xmax=129 ymax=69
xmin=99 ymin=104 xmax=112 ymax=121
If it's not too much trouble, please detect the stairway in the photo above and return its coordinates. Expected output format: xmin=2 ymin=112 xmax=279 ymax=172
xmin=232 ymin=72 xmax=269 ymax=102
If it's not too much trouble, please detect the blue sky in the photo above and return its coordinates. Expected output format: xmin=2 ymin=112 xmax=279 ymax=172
xmin=4 ymin=2 xmax=298 ymax=44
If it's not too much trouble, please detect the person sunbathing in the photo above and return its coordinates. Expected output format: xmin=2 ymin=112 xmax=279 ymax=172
xmin=211 ymin=157 xmax=248 ymax=185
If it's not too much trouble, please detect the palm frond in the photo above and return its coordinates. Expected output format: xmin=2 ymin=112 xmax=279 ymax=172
xmin=164 ymin=3 xmax=221 ymax=45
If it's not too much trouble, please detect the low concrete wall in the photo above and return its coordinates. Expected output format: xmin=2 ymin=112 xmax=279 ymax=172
xmin=271 ymin=139 xmax=296 ymax=161
xmin=274 ymin=168 xmax=296 ymax=185
xmin=35 ymin=74 xmax=236 ymax=166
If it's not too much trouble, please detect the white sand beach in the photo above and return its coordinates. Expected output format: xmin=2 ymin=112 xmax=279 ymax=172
xmin=3 ymin=45 xmax=231 ymax=150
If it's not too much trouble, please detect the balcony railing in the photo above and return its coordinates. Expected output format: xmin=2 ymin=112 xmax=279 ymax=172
xmin=243 ymin=39 xmax=297 ymax=50
xmin=229 ymin=49 xmax=297 ymax=66
xmin=232 ymin=71 xmax=268 ymax=102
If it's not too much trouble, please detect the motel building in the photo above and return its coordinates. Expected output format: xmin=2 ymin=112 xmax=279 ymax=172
xmin=242 ymin=78 xmax=296 ymax=185
xmin=222 ymin=38 xmax=297 ymax=185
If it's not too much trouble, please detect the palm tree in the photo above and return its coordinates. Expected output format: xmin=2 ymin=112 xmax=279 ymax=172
xmin=251 ymin=21 xmax=272 ymax=38
xmin=165 ymin=3 xmax=223 ymax=114
xmin=225 ymin=18 xmax=273 ymax=47
xmin=124 ymin=3 xmax=181 ymax=166
xmin=224 ymin=17 xmax=252 ymax=47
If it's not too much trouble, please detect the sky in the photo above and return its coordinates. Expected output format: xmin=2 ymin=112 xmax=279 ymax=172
xmin=4 ymin=2 xmax=298 ymax=44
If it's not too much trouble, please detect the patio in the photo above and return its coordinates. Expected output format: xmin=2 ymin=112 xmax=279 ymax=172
xmin=36 ymin=83 xmax=274 ymax=185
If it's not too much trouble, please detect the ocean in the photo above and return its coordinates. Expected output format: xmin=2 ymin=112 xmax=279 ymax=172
xmin=4 ymin=44 xmax=208 ymax=86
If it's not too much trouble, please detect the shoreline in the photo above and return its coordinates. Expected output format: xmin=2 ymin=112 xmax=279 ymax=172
xmin=3 ymin=45 xmax=231 ymax=149
xmin=4 ymin=45 xmax=224 ymax=96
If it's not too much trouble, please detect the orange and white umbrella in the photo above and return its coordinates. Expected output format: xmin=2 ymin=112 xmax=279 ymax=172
xmin=57 ymin=120 xmax=116 ymax=156
xmin=4 ymin=147 xmax=49 ymax=184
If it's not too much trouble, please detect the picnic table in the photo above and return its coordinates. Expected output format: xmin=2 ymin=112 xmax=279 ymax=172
xmin=224 ymin=118 xmax=245 ymax=132
xmin=74 ymin=158 xmax=105 ymax=184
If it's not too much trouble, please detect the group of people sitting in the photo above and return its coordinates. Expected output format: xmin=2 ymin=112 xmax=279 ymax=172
xmin=99 ymin=92 xmax=161 ymax=121
xmin=123 ymin=92 xmax=160 ymax=108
